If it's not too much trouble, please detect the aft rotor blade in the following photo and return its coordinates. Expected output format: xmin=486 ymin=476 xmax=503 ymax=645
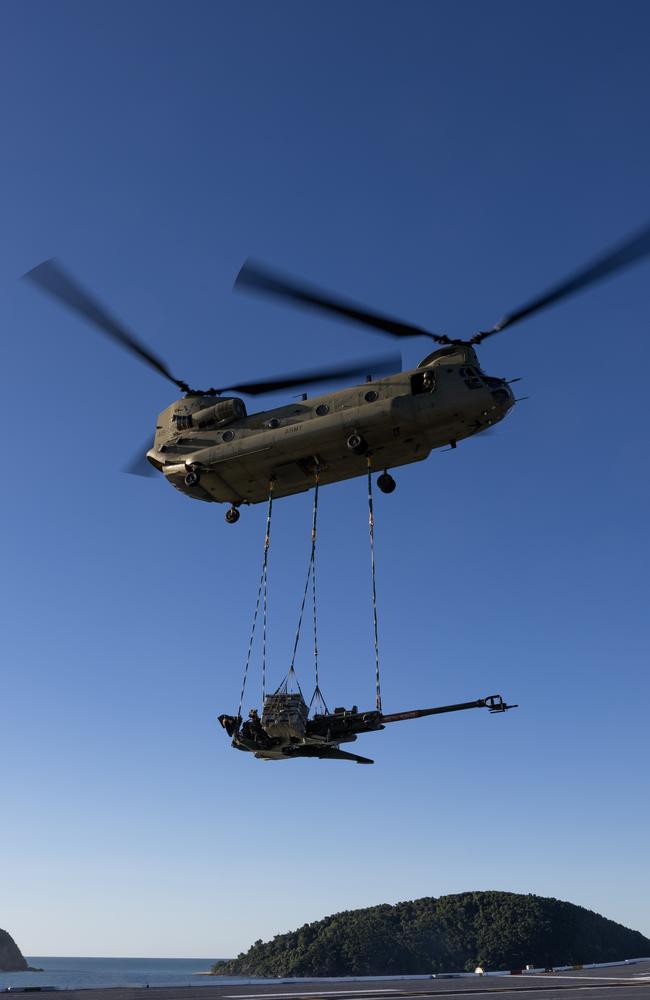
xmin=24 ymin=259 xmax=191 ymax=393
xmin=216 ymin=352 xmax=402 ymax=396
xmin=474 ymin=221 xmax=650 ymax=343
xmin=235 ymin=260 xmax=449 ymax=344
xmin=124 ymin=439 xmax=158 ymax=477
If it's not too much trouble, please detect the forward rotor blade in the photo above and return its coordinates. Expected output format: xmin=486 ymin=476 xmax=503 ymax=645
xmin=24 ymin=259 xmax=191 ymax=393
xmin=124 ymin=439 xmax=158 ymax=477
xmin=215 ymin=352 xmax=402 ymax=396
xmin=474 ymin=221 xmax=650 ymax=343
xmin=235 ymin=260 xmax=449 ymax=344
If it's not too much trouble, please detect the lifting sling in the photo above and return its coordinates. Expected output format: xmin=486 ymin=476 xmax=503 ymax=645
xmin=284 ymin=467 xmax=327 ymax=714
xmin=367 ymin=455 xmax=382 ymax=712
xmin=236 ymin=479 xmax=274 ymax=722
xmin=236 ymin=459 xmax=384 ymax=721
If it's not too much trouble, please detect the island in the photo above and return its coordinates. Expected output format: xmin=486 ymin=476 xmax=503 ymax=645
xmin=0 ymin=928 xmax=31 ymax=972
xmin=211 ymin=890 xmax=650 ymax=977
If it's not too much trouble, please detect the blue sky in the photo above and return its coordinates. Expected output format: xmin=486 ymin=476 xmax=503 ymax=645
xmin=2 ymin=0 xmax=650 ymax=959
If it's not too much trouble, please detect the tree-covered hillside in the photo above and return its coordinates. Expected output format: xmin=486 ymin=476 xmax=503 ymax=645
xmin=212 ymin=891 xmax=650 ymax=977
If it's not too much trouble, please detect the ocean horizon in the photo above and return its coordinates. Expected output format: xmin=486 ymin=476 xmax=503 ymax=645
xmin=0 ymin=956 xmax=268 ymax=991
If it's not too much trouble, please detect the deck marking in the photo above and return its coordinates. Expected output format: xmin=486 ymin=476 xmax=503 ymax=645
xmin=225 ymin=986 xmax=649 ymax=1000
xmin=224 ymin=991 xmax=400 ymax=998
xmin=516 ymin=977 xmax=650 ymax=983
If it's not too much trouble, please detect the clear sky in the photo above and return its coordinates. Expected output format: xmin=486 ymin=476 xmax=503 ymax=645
xmin=2 ymin=0 xmax=649 ymax=960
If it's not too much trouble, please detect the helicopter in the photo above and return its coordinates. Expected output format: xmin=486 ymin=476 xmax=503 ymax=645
xmin=25 ymin=222 xmax=650 ymax=523
xmin=218 ymin=693 xmax=516 ymax=765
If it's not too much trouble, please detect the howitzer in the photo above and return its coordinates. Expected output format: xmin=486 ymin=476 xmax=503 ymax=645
xmin=219 ymin=693 xmax=517 ymax=764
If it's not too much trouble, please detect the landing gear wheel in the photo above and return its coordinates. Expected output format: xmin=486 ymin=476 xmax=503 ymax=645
xmin=225 ymin=506 xmax=240 ymax=524
xmin=185 ymin=463 xmax=201 ymax=487
xmin=377 ymin=471 xmax=396 ymax=494
xmin=346 ymin=432 xmax=368 ymax=456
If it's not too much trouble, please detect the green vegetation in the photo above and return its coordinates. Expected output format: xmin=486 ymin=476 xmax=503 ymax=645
xmin=212 ymin=891 xmax=650 ymax=977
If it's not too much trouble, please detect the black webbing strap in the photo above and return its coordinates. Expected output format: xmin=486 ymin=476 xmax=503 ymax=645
xmin=308 ymin=468 xmax=328 ymax=715
xmin=367 ymin=457 xmax=382 ymax=712
xmin=236 ymin=481 xmax=274 ymax=721
xmin=261 ymin=482 xmax=274 ymax=704
xmin=285 ymin=471 xmax=322 ymax=709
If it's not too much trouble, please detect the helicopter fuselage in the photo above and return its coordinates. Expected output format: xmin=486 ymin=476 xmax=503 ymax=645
xmin=26 ymin=224 xmax=650 ymax=505
xmin=148 ymin=345 xmax=515 ymax=505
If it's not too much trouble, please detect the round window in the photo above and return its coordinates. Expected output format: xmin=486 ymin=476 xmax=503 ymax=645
xmin=222 ymin=430 xmax=235 ymax=442
xmin=364 ymin=390 xmax=378 ymax=403
xmin=315 ymin=404 xmax=329 ymax=416
xmin=265 ymin=417 xmax=280 ymax=429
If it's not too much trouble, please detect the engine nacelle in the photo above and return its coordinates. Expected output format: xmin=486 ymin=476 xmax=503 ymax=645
xmin=174 ymin=397 xmax=247 ymax=430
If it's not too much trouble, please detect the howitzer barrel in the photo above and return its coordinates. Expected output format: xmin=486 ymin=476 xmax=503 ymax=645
xmin=381 ymin=694 xmax=514 ymax=724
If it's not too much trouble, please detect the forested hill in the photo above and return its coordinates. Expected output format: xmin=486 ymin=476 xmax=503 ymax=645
xmin=212 ymin=891 xmax=650 ymax=977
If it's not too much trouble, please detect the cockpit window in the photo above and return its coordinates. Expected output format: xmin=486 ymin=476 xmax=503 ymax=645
xmin=462 ymin=367 xmax=483 ymax=390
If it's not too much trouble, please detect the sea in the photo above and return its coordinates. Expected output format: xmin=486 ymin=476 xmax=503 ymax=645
xmin=0 ymin=957 xmax=273 ymax=992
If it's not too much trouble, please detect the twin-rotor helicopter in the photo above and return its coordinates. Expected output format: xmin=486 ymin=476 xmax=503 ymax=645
xmin=26 ymin=223 xmax=650 ymax=522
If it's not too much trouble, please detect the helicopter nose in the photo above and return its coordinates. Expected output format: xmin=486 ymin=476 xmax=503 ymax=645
xmin=490 ymin=383 xmax=514 ymax=410
xmin=483 ymin=374 xmax=515 ymax=412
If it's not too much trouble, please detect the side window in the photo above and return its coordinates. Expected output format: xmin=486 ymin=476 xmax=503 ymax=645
xmin=410 ymin=371 xmax=435 ymax=395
